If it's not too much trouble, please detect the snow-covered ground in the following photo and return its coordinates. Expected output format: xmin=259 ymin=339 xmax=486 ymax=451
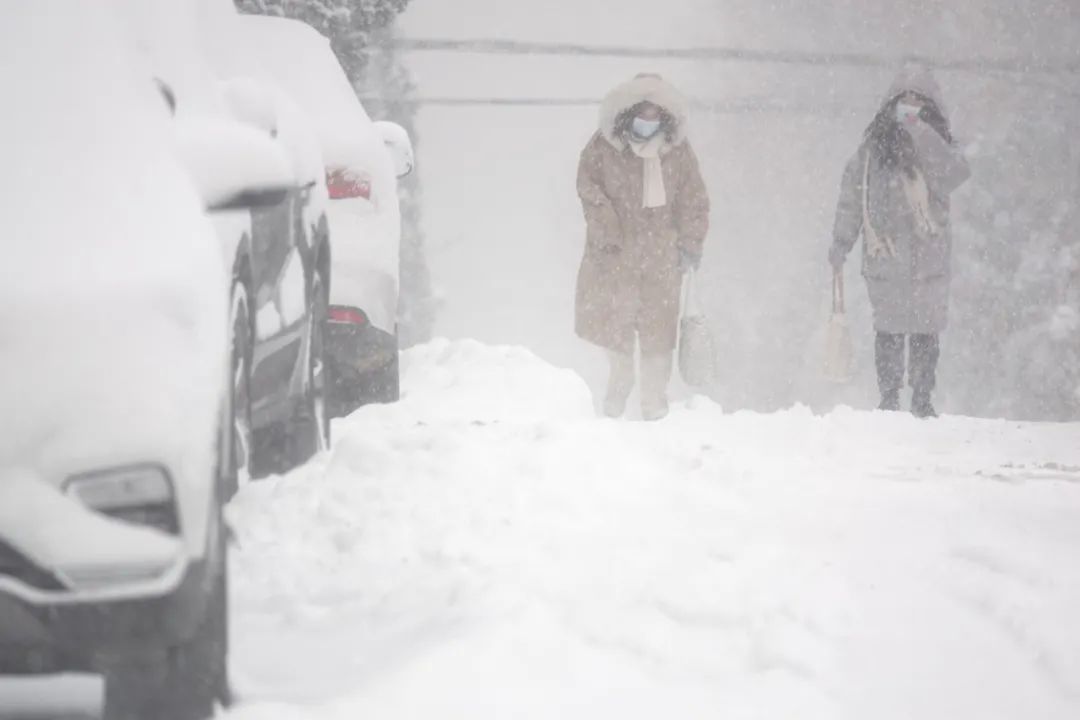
xmin=3 ymin=3 xmax=1078 ymax=718
xmin=222 ymin=340 xmax=1080 ymax=720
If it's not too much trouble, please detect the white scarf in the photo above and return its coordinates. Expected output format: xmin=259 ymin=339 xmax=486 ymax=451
xmin=862 ymin=151 xmax=896 ymax=259
xmin=861 ymin=152 xmax=939 ymax=260
xmin=629 ymin=134 xmax=667 ymax=208
xmin=901 ymin=167 xmax=939 ymax=237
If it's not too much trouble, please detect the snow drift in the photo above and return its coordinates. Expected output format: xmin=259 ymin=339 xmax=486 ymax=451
xmin=225 ymin=340 xmax=1080 ymax=720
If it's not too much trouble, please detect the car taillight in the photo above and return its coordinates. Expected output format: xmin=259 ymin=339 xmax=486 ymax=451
xmin=326 ymin=167 xmax=371 ymax=200
xmin=328 ymin=306 xmax=368 ymax=325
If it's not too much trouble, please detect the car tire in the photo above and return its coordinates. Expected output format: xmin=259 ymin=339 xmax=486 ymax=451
xmin=101 ymin=515 xmax=229 ymax=720
xmin=356 ymin=348 xmax=401 ymax=405
xmin=226 ymin=281 xmax=252 ymax=499
xmin=281 ymin=270 xmax=331 ymax=467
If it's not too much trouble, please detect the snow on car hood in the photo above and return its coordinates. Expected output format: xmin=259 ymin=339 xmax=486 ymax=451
xmin=0 ymin=4 xmax=226 ymax=482
xmin=0 ymin=470 xmax=182 ymax=584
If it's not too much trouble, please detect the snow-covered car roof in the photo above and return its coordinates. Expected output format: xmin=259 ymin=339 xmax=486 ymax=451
xmin=1 ymin=1 xmax=218 ymax=301
xmin=111 ymin=0 xmax=298 ymax=207
xmin=113 ymin=0 xmax=230 ymax=118
xmin=226 ymin=15 xmax=377 ymax=168
xmin=222 ymin=77 xmax=328 ymax=190
xmin=0 ymin=2 xmax=228 ymax=524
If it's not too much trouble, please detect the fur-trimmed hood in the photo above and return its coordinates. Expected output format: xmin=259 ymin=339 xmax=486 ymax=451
xmin=882 ymin=64 xmax=948 ymax=116
xmin=599 ymin=74 xmax=689 ymax=150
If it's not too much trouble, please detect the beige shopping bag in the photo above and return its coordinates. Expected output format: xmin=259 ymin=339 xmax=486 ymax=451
xmin=678 ymin=270 xmax=717 ymax=388
xmin=823 ymin=271 xmax=855 ymax=384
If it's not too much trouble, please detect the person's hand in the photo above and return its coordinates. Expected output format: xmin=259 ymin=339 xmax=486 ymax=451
xmin=679 ymin=248 xmax=701 ymax=273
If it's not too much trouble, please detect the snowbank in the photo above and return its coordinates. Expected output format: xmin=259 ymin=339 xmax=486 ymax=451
xmin=394 ymin=338 xmax=595 ymax=422
xmin=226 ymin=340 xmax=1080 ymax=720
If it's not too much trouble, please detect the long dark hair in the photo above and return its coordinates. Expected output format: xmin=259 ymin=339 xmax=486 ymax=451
xmin=863 ymin=92 xmax=951 ymax=176
xmin=615 ymin=102 xmax=677 ymax=143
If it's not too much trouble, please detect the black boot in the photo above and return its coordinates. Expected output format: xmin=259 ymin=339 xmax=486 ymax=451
xmin=875 ymin=333 xmax=905 ymax=412
xmin=911 ymin=391 xmax=938 ymax=418
xmin=910 ymin=334 xmax=941 ymax=419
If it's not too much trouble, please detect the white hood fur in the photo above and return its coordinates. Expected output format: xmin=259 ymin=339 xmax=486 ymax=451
xmin=599 ymin=74 xmax=689 ymax=151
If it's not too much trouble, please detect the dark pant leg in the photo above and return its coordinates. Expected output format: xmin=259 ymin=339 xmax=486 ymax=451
xmin=909 ymin=333 xmax=940 ymax=394
xmin=875 ymin=332 xmax=906 ymax=395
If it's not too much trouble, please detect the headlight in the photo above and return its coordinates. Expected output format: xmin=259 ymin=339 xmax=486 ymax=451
xmin=65 ymin=465 xmax=179 ymax=534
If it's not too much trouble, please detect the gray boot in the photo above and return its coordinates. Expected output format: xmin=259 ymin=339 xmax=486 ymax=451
xmin=910 ymin=334 xmax=940 ymax=419
xmin=604 ymin=351 xmax=634 ymax=418
xmin=911 ymin=390 xmax=938 ymax=419
xmin=875 ymin=332 xmax=905 ymax=410
xmin=640 ymin=353 xmax=673 ymax=421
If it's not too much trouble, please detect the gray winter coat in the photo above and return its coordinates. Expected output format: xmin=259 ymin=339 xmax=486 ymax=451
xmin=830 ymin=69 xmax=971 ymax=334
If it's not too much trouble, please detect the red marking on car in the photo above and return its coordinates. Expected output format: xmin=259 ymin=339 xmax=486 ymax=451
xmin=326 ymin=168 xmax=371 ymax=200
xmin=328 ymin=306 xmax=368 ymax=325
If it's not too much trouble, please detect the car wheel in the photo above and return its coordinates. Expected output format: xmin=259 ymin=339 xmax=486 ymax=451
xmin=227 ymin=281 xmax=252 ymax=498
xmin=102 ymin=515 xmax=229 ymax=720
xmin=282 ymin=270 xmax=331 ymax=466
xmin=356 ymin=348 xmax=401 ymax=405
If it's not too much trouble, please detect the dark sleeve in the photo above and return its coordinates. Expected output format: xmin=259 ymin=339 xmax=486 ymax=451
xmin=909 ymin=123 xmax=971 ymax=197
xmin=830 ymin=148 xmax=864 ymax=266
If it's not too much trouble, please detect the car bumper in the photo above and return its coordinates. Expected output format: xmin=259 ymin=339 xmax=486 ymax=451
xmin=325 ymin=199 xmax=399 ymax=337
xmin=326 ymin=321 xmax=396 ymax=380
xmin=0 ymin=555 xmax=210 ymax=674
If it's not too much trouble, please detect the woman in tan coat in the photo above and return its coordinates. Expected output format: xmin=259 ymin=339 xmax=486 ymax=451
xmin=575 ymin=74 xmax=710 ymax=420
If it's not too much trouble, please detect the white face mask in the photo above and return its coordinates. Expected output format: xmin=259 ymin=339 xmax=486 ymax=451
xmin=895 ymin=102 xmax=922 ymax=125
xmin=631 ymin=117 xmax=662 ymax=139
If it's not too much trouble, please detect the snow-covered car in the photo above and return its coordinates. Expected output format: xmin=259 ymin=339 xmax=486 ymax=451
xmin=228 ymin=14 xmax=415 ymax=416
xmin=218 ymin=80 xmax=334 ymax=480
xmin=122 ymin=0 xmax=334 ymax=480
xmin=0 ymin=4 xmax=292 ymax=718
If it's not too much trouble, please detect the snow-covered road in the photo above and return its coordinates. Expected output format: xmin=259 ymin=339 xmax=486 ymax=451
xmin=224 ymin=340 xmax=1080 ymax=720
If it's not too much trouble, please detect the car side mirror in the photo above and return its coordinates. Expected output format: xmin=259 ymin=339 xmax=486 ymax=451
xmin=373 ymin=121 xmax=415 ymax=179
xmin=175 ymin=116 xmax=297 ymax=211
xmin=209 ymin=187 xmax=291 ymax=212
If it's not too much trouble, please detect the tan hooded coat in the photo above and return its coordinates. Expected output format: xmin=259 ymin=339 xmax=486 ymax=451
xmin=574 ymin=75 xmax=710 ymax=356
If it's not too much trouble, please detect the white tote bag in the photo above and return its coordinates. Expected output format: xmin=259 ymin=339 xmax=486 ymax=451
xmin=678 ymin=270 xmax=717 ymax=387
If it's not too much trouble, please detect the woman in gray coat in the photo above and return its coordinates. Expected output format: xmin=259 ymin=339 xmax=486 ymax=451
xmin=829 ymin=67 xmax=970 ymax=417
